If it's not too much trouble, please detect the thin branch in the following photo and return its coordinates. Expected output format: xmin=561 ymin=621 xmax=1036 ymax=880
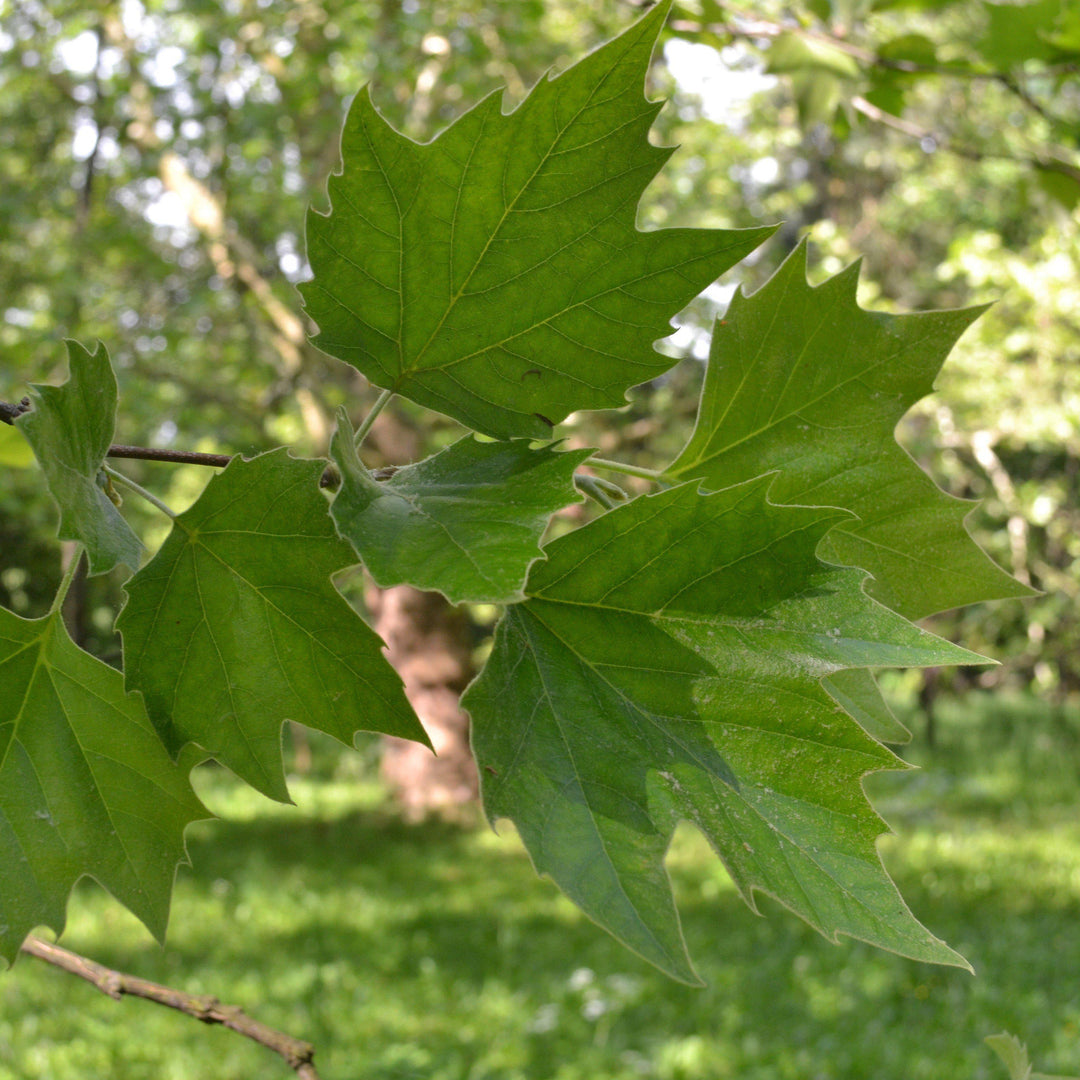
xmin=850 ymin=94 xmax=937 ymax=141
xmin=352 ymin=388 xmax=394 ymax=448
xmin=21 ymin=935 xmax=320 ymax=1079
xmin=107 ymin=445 xmax=234 ymax=468
xmin=49 ymin=543 xmax=85 ymax=617
xmin=850 ymin=95 xmax=1080 ymax=183
xmin=0 ymin=412 xmax=342 ymax=488
xmin=669 ymin=10 xmax=1078 ymax=132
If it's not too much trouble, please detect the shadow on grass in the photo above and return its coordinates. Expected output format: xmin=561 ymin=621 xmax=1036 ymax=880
xmin=8 ymin=690 xmax=1080 ymax=1080
xmin=12 ymin=791 xmax=1069 ymax=1080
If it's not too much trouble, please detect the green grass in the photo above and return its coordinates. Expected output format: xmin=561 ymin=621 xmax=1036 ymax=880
xmin=2 ymin=694 xmax=1079 ymax=1080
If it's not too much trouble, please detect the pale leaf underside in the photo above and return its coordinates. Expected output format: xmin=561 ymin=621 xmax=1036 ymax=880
xmin=330 ymin=411 xmax=592 ymax=604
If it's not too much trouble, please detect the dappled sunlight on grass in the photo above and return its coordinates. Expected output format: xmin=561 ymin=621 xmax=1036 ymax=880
xmin=2 ymin=697 xmax=1079 ymax=1079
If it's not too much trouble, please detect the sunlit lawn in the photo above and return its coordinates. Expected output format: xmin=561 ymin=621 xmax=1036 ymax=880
xmin=2 ymin=693 xmax=1078 ymax=1080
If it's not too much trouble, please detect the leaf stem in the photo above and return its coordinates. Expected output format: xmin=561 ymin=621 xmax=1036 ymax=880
xmin=352 ymin=388 xmax=394 ymax=449
xmin=586 ymin=456 xmax=669 ymax=483
xmin=575 ymin=475 xmax=621 ymax=510
xmin=49 ymin=544 xmax=86 ymax=616
xmin=103 ymin=465 xmax=177 ymax=520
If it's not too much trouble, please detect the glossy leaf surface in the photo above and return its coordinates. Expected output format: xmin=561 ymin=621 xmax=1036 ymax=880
xmin=668 ymin=241 xmax=1031 ymax=618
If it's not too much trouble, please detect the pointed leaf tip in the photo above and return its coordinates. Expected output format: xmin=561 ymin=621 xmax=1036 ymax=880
xmin=671 ymin=245 xmax=1028 ymax=619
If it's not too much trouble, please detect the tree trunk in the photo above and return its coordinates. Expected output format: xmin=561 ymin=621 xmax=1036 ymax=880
xmin=369 ymin=585 xmax=478 ymax=819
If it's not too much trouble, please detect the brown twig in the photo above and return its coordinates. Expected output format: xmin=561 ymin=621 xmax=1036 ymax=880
xmin=106 ymin=444 xmax=234 ymax=468
xmin=0 ymin=407 xmax=346 ymax=488
xmin=21 ymin=935 xmax=320 ymax=1079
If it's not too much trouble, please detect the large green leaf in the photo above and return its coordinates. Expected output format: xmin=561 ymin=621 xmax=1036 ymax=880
xmin=464 ymin=477 xmax=985 ymax=983
xmin=329 ymin=411 xmax=591 ymax=604
xmin=668 ymin=241 xmax=1033 ymax=619
xmin=301 ymin=0 xmax=773 ymax=440
xmin=15 ymin=340 xmax=142 ymax=575
xmin=0 ymin=605 xmax=206 ymax=964
xmin=117 ymin=450 xmax=427 ymax=802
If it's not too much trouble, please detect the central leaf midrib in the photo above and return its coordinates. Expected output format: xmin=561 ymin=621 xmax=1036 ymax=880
xmin=401 ymin=57 xmax=622 ymax=383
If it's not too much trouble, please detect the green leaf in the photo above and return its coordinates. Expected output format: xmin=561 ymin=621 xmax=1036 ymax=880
xmin=766 ymin=32 xmax=862 ymax=79
xmin=986 ymin=1033 xmax=1033 ymax=1080
xmin=15 ymin=341 xmax=142 ymax=576
xmin=668 ymin=240 xmax=1034 ymax=619
xmin=1036 ymin=164 xmax=1080 ymax=212
xmin=301 ymin=0 xmax=773 ymax=440
xmin=329 ymin=410 xmax=591 ymax=604
xmin=978 ymin=0 xmax=1070 ymax=67
xmin=0 ymin=605 xmax=207 ymax=965
xmin=0 ymin=422 xmax=34 ymax=468
xmin=822 ymin=667 xmax=910 ymax=744
xmin=877 ymin=33 xmax=938 ymax=65
xmin=117 ymin=450 xmax=427 ymax=802
xmin=464 ymin=477 xmax=983 ymax=983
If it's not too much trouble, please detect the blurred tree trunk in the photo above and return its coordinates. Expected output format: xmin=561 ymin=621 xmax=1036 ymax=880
xmin=369 ymin=585 xmax=478 ymax=819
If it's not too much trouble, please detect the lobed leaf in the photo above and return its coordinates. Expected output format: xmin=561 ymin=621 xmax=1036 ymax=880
xmin=15 ymin=340 xmax=142 ymax=575
xmin=118 ymin=450 xmax=427 ymax=802
xmin=668 ymin=240 xmax=1033 ymax=619
xmin=0 ymin=605 xmax=207 ymax=965
xmin=301 ymin=0 xmax=774 ymax=440
xmin=329 ymin=409 xmax=591 ymax=604
xmin=465 ymin=477 xmax=985 ymax=983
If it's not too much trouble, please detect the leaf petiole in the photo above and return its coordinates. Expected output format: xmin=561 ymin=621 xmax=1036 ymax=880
xmin=103 ymin=465 xmax=177 ymax=520
xmin=352 ymin=388 xmax=394 ymax=449
xmin=586 ymin=456 xmax=670 ymax=484
xmin=575 ymin=474 xmax=627 ymax=510
xmin=49 ymin=543 xmax=86 ymax=616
